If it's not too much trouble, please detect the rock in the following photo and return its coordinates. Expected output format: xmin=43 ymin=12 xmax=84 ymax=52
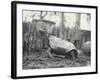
xmin=81 ymin=41 xmax=91 ymax=56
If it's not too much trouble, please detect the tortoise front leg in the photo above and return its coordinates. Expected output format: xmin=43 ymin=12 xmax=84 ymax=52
xmin=47 ymin=48 xmax=54 ymax=59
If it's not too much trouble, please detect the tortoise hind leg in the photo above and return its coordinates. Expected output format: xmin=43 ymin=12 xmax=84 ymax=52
xmin=66 ymin=50 xmax=78 ymax=61
xmin=71 ymin=50 xmax=78 ymax=60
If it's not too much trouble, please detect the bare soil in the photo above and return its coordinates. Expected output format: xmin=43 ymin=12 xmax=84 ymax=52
xmin=23 ymin=50 xmax=91 ymax=69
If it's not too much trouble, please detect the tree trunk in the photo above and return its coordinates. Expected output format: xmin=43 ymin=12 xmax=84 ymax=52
xmin=59 ymin=12 xmax=65 ymax=39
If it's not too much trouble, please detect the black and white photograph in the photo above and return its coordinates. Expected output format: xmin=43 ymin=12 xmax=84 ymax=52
xmin=23 ymin=11 xmax=91 ymax=69
xmin=11 ymin=1 xmax=97 ymax=79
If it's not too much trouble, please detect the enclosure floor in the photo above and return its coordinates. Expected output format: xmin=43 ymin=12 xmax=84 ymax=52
xmin=23 ymin=51 xmax=91 ymax=69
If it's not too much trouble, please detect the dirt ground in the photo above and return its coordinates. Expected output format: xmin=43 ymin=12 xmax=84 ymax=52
xmin=23 ymin=50 xmax=91 ymax=69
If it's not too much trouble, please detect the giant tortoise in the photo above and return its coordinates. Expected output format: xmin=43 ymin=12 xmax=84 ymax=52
xmin=47 ymin=35 xmax=78 ymax=60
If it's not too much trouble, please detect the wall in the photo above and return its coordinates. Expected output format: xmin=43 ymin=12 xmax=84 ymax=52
xmin=0 ymin=0 xmax=99 ymax=80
